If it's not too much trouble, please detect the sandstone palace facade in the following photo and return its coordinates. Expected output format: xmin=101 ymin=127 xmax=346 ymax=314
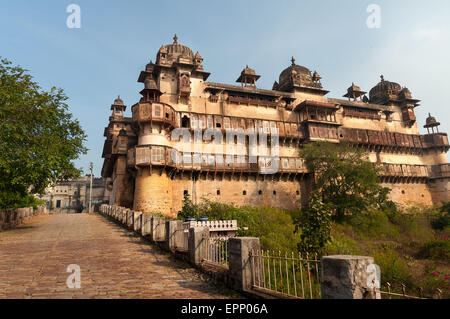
xmin=101 ymin=35 xmax=449 ymax=218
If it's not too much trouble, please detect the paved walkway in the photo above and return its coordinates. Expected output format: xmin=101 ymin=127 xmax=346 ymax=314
xmin=0 ymin=213 xmax=240 ymax=299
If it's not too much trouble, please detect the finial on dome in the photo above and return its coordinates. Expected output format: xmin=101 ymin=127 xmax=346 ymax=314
xmin=380 ymin=75 xmax=385 ymax=82
xmin=173 ymin=34 xmax=178 ymax=44
xmin=291 ymin=56 xmax=296 ymax=66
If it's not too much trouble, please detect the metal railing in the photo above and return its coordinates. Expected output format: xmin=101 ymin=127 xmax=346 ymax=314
xmin=249 ymin=250 xmax=322 ymax=299
xmin=206 ymin=238 xmax=229 ymax=266
xmin=369 ymin=282 xmax=443 ymax=299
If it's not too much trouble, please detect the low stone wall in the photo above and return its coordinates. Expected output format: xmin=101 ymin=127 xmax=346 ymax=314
xmin=98 ymin=205 xmax=382 ymax=299
xmin=0 ymin=205 xmax=47 ymax=230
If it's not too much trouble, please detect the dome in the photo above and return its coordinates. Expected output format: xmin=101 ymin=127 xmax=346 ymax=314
xmin=279 ymin=64 xmax=312 ymax=85
xmin=369 ymin=75 xmax=402 ymax=104
xmin=424 ymin=113 xmax=440 ymax=128
xmin=156 ymin=34 xmax=195 ymax=63
xmin=113 ymin=95 xmax=124 ymax=105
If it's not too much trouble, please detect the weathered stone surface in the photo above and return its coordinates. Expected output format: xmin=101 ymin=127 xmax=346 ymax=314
xmin=151 ymin=217 xmax=166 ymax=242
xmin=133 ymin=211 xmax=142 ymax=232
xmin=188 ymin=226 xmax=209 ymax=265
xmin=321 ymin=255 xmax=379 ymax=299
xmin=228 ymin=237 xmax=260 ymax=292
xmin=141 ymin=213 xmax=152 ymax=236
xmin=166 ymin=220 xmax=184 ymax=251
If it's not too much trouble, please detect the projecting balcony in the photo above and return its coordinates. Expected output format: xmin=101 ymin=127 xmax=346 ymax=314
xmin=131 ymin=102 xmax=177 ymax=128
xmin=128 ymin=144 xmax=308 ymax=175
xmin=430 ymin=164 xmax=450 ymax=179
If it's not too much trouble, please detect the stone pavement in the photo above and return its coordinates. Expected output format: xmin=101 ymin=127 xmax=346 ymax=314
xmin=0 ymin=213 xmax=241 ymax=299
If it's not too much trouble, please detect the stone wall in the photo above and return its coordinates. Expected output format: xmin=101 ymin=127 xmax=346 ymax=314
xmin=0 ymin=205 xmax=47 ymax=230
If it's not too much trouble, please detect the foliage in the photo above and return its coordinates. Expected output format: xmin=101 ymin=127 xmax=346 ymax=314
xmin=430 ymin=202 xmax=450 ymax=231
xmin=0 ymin=58 xmax=87 ymax=209
xmin=371 ymin=244 xmax=413 ymax=287
xmin=295 ymin=192 xmax=332 ymax=255
xmin=422 ymin=263 xmax=450 ymax=295
xmin=177 ymin=198 xmax=300 ymax=252
xmin=416 ymin=240 xmax=450 ymax=260
xmin=177 ymin=193 xmax=200 ymax=220
xmin=300 ymin=141 xmax=392 ymax=220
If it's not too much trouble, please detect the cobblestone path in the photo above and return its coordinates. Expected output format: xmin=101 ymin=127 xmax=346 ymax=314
xmin=0 ymin=213 xmax=240 ymax=299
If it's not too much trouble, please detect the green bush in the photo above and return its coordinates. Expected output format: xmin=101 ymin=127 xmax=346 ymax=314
xmin=177 ymin=198 xmax=300 ymax=252
xmin=372 ymin=246 xmax=413 ymax=287
xmin=416 ymin=240 xmax=450 ymax=260
xmin=430 ymin=203 xmax=449 ymax=231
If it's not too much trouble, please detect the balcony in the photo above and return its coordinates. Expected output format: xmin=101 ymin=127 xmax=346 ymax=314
xmin=131 ymin=102 xmax=177 ymax=128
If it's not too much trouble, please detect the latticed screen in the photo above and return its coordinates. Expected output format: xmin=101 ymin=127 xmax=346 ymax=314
xmin=153 ymin=104 xmax=162 ymax=118
xmin=151 ymin=147 xmax=164 ymax=163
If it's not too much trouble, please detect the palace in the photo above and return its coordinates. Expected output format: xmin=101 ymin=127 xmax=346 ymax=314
xmin=101 ymin=35 xmax=449 ymax=217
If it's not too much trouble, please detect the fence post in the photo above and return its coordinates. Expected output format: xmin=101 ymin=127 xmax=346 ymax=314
xmin=188 ymin=226 xmax=209 ymax=265
xmin=321 ymin=255 xmax=380 ymax=299
xmin=151 ymin=217 xmax=166 ymax=242
xmin=166 ymin=220 xmax=184 ymax=251
xmin=228 ymin=237 xmax=261 ymax=292
xmin=141 ymin=213 xmax=152 ymax=236
xmin=133 ymin=211 xmax=142 ymax=232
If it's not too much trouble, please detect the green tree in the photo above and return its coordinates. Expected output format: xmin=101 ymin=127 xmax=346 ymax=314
xmin=296 ymin=192 xmax=332 ymax=254
xmin=300 ymin=141 xmax=391 ymax=220
xmin=0 ymin=58 xmax=87 ymax=209
xmin=177 ymin=193 xmax=199 ymax=220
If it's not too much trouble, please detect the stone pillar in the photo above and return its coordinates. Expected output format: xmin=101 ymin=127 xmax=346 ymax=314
xmin=166 ymin=220 xmax=184 ymax=251
xmin=133 ymin=211 xmax=142 ymax=232
xmin=321 ymin=255 xmax=380 ymax=299
xmin=126 ymin=209 xmax=133 ymax=228
xmin=228 ymin=237 xmax=260 ymax=292
xmin=151 ymin=217 xmax=166 ymax=242
xmin=141 ymin=213 xmax=152 ymax=236
xmin=188 ymin=226 xmax=209 ymax=265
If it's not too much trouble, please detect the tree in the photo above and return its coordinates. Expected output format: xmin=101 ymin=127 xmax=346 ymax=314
xmin=0 ymin=58 xmax=87 ymax=208
xmin=300 ymin=141 xmax=391 ymax=220
xmin=295 ymin=192 xmax=332 ymax=254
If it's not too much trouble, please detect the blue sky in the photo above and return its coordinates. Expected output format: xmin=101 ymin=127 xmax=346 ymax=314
xmin=1 ymin=0 xmax=449 ymax=175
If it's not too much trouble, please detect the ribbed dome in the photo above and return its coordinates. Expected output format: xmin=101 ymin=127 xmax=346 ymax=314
xmin=369 ymin=76 xmax=402 ymax=103
xmin=157 ymin=34 xmax=194 ymax=62
xmin=279 ymin=64 xmax=311 ymax=84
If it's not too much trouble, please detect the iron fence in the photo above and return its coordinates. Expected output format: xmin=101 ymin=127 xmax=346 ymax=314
xmin=206 ymin=238 xmax=229 ymax=266
xmin=249 ymin=250 xmax=322 ymax=299
xmin=373 ymin=282 xmax=443 ymax=299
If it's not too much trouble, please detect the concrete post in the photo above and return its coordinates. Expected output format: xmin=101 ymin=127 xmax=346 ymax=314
xmin=141 ymin=213 xmax=152 ymax=236
xmin=126 ymin=210 xmax=133 ymax=228
xmin=151 ymin=217 xmax=166 ymax=242
xmin=166 ymin=220 xmax=184 ymax=251
xmin=133 ymin=211 xmax=142 ymax=232
xmin=228 ymin=237 xmax=260 ymax=292
xmin=188 ymin=226 xmax=209 ymax=265
xmin=321 ymin=255 xmax=380 ymax=299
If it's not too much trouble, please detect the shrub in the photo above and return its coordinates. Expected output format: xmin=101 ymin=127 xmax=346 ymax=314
xmin=178 ymin=198 xmax=300 ymax=252
xmin=295 ymin=192 xmax=332 ymax=255
xmin=372 ymin=246 xmax=413 ymax=287
xmin=416 ymin=240 xmax=450 ymax=260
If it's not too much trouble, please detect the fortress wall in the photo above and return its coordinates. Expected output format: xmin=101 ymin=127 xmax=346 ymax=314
xmin=133 ymin=167 xmax=174 ymax=217
xmin=429 ymin=178 xmax=450 ymax=203
xmin=112 ymin=156 xmax=134 ymax=208
xmin=382 ymin=182 xmax=433 ymax=206
xmin=171 ymin=173 xmax=311 ymax=216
